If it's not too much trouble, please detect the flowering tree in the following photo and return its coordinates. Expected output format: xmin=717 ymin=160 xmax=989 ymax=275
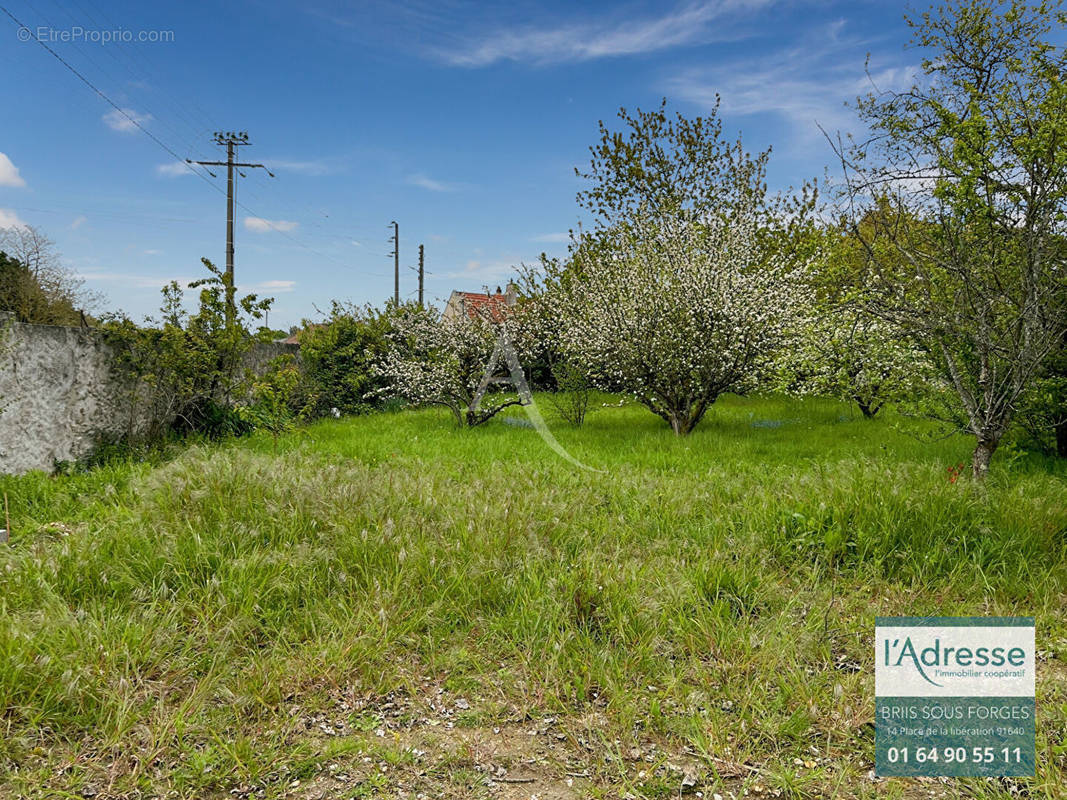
xmin=776 ymin=223 xmax=936 ymax=417
xmin=780 ymin=311 xmax=934 ymax=417
xmin=548 ymin=209 xmax=812 ymax=435
xmin=374 ymin=305 xmax=525 ymax=426
xmin=526 ymin=101 xmax=818 ymax=435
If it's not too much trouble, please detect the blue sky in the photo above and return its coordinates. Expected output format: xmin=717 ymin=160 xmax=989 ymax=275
xmin=0 ymin=0 xmax=919 ymax=329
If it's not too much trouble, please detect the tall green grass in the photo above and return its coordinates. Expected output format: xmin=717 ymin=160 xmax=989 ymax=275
xmin=0 ymin=395 xmax=1064 ymax=798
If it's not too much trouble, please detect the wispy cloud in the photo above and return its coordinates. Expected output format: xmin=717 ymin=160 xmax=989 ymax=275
xmin=0 ymin=152 xmax=26 ymax=188
xmin=156 ymin=161 xmax=196 ymax=177
xmin=666 ymin=21 xmax=918 ymax=143
xmin=406 ymin=173 xmax=457 ymax=192
xmin=0 ymin=208 xmax=26 ymax=229
xmin=80 ymin=271 xmax=196 ymax=289
xmin=71 ymin=215 xmax=88 ymax=230
xmin=103 ymin=108 xmax=153 ymax=133
xmin=531 ymin=232 xmax=570 ymax=244
xmin=244 ymin=216 xmax=299 ymax=233
xmin=263 ymin=159 xmax=334 ymax=176
xmin=434 ymin=0 xmax=773 ymax=67
xmin=253 ymin=279 xmax=296 ymax=293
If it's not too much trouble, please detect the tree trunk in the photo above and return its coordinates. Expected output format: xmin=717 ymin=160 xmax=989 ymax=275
xmin=669 ymin=413 xmax=686 ymax=435
xmin=668 ymin=409 xmax=700 ymax=435
xmin=855 ymin=398 xmax=879 ymax=418
xmin=971 ymin=438 xmax=998 ymax=480
xmin=1055 ymin=418 xmax=1067 ymax=459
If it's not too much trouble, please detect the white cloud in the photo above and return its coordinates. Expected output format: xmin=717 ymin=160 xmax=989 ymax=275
xmin=666 ymin=21 xmax=919 ymax=143
xmin=0 ymin=152 xmax=26 ymax=188
xmin=156 ymin=161 xmax=196 ymax=177
xmin=253 ymin=280 xmax=296 ymax=293
xmin=435 ymin=0 xmax=773 ymax=67
xmin=103 ymin=108 xmax=153 ymax=133
xmin=406 ymin=173 xmax=456 ymax=192
xmin=244 ymin=216 xmax=298 ymax=233
xmin=445 ymin=258 xmax=522 ymax=281
xmin=0 ymin=208 xmax=26 ymax=230
xmin=71 ymin=215 xmax=88 ymax=230
xmin=143 ymin=249 xmax=162 ymax=255
xmin=531 ymin=232 xmax=570 ymax=243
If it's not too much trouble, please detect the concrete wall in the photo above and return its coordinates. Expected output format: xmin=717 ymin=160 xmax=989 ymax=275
xmin=0 ymin=313 xmax=298 ymax=474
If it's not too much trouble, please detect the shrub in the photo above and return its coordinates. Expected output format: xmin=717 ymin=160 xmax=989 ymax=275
xmin=237 ymin=355 xmax=306 ymax=450
xmin=547 ymin=359 xmax=591 ymax=427
xmin=296 ymin=302 xmax=393 ymax=417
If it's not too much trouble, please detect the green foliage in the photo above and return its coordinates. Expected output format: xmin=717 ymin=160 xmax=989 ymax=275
xmin=98 ymin=258 xmax=273 ymax=442
xmin=576 ymin=98 xmax=817 ymax=240
xmin=845 ymin=0 xmax=1067 ymax=477
xmin=236 ymin=355 xmax=306 ymax=450
xmin=0 ymin=226 xmax=99 ymax=325
xmin=1015 ymin=334 xmax=1067 ymax=457
xmin=779 ymin=224 xmax=938 ymax=417
xmin=296 ymin=301 xmax=395 ymax=417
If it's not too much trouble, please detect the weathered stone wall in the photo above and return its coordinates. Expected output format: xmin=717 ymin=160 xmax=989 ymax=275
xmin=0 ymin=313 xmax=298 ymax=474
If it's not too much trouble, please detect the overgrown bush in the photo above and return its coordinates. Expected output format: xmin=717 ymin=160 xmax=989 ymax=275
xmin=99 ymin=258 xmax=273 ymax=442
xmin=294 ymin=301 xmax=394 ymax=417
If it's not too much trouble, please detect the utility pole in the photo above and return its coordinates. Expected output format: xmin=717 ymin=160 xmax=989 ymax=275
xmin=388 ymin=220 xmax=399 ymax=306
xmin=189 ymin=131 xmax=275 ymax=327
xmin=418 ymin=243 xmax=424 ymax=308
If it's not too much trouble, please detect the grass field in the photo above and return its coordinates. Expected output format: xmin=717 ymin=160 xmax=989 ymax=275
xmin=1 ymin=394 xmax=1065 ymax=799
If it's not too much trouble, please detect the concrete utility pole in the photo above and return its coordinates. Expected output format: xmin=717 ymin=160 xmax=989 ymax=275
xmin=189 ymin=131 xmax=274 ymax=327
xmin=418 ymin=243 xmax=424 ymax=308
xmin=389 ymin=220 xmax=399 ymax=306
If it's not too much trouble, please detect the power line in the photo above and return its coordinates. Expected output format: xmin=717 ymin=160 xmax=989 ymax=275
xmin=1 ymin=4 xmax=224 ymax=190
xmin=2 ymin=6 xmax=391 ymax=285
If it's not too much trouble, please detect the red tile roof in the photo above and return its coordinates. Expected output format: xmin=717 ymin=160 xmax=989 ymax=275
xmin=455 ymin=291 xmax=510 ymax=322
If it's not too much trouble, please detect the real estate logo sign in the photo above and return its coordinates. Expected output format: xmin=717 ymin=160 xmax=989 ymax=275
xmin=875 ymin=617 xmax=1035 ymax=777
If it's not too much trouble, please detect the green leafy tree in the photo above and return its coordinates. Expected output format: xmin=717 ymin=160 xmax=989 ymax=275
xmin=838 ymin=0 xmax=1067 ymax=478
xmin=1015 ymin=323 xmax=1067 ymax=457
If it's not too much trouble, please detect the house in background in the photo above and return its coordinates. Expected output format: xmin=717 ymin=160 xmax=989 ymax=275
xmin=442 ymin=283 xmax=518 ymax=322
